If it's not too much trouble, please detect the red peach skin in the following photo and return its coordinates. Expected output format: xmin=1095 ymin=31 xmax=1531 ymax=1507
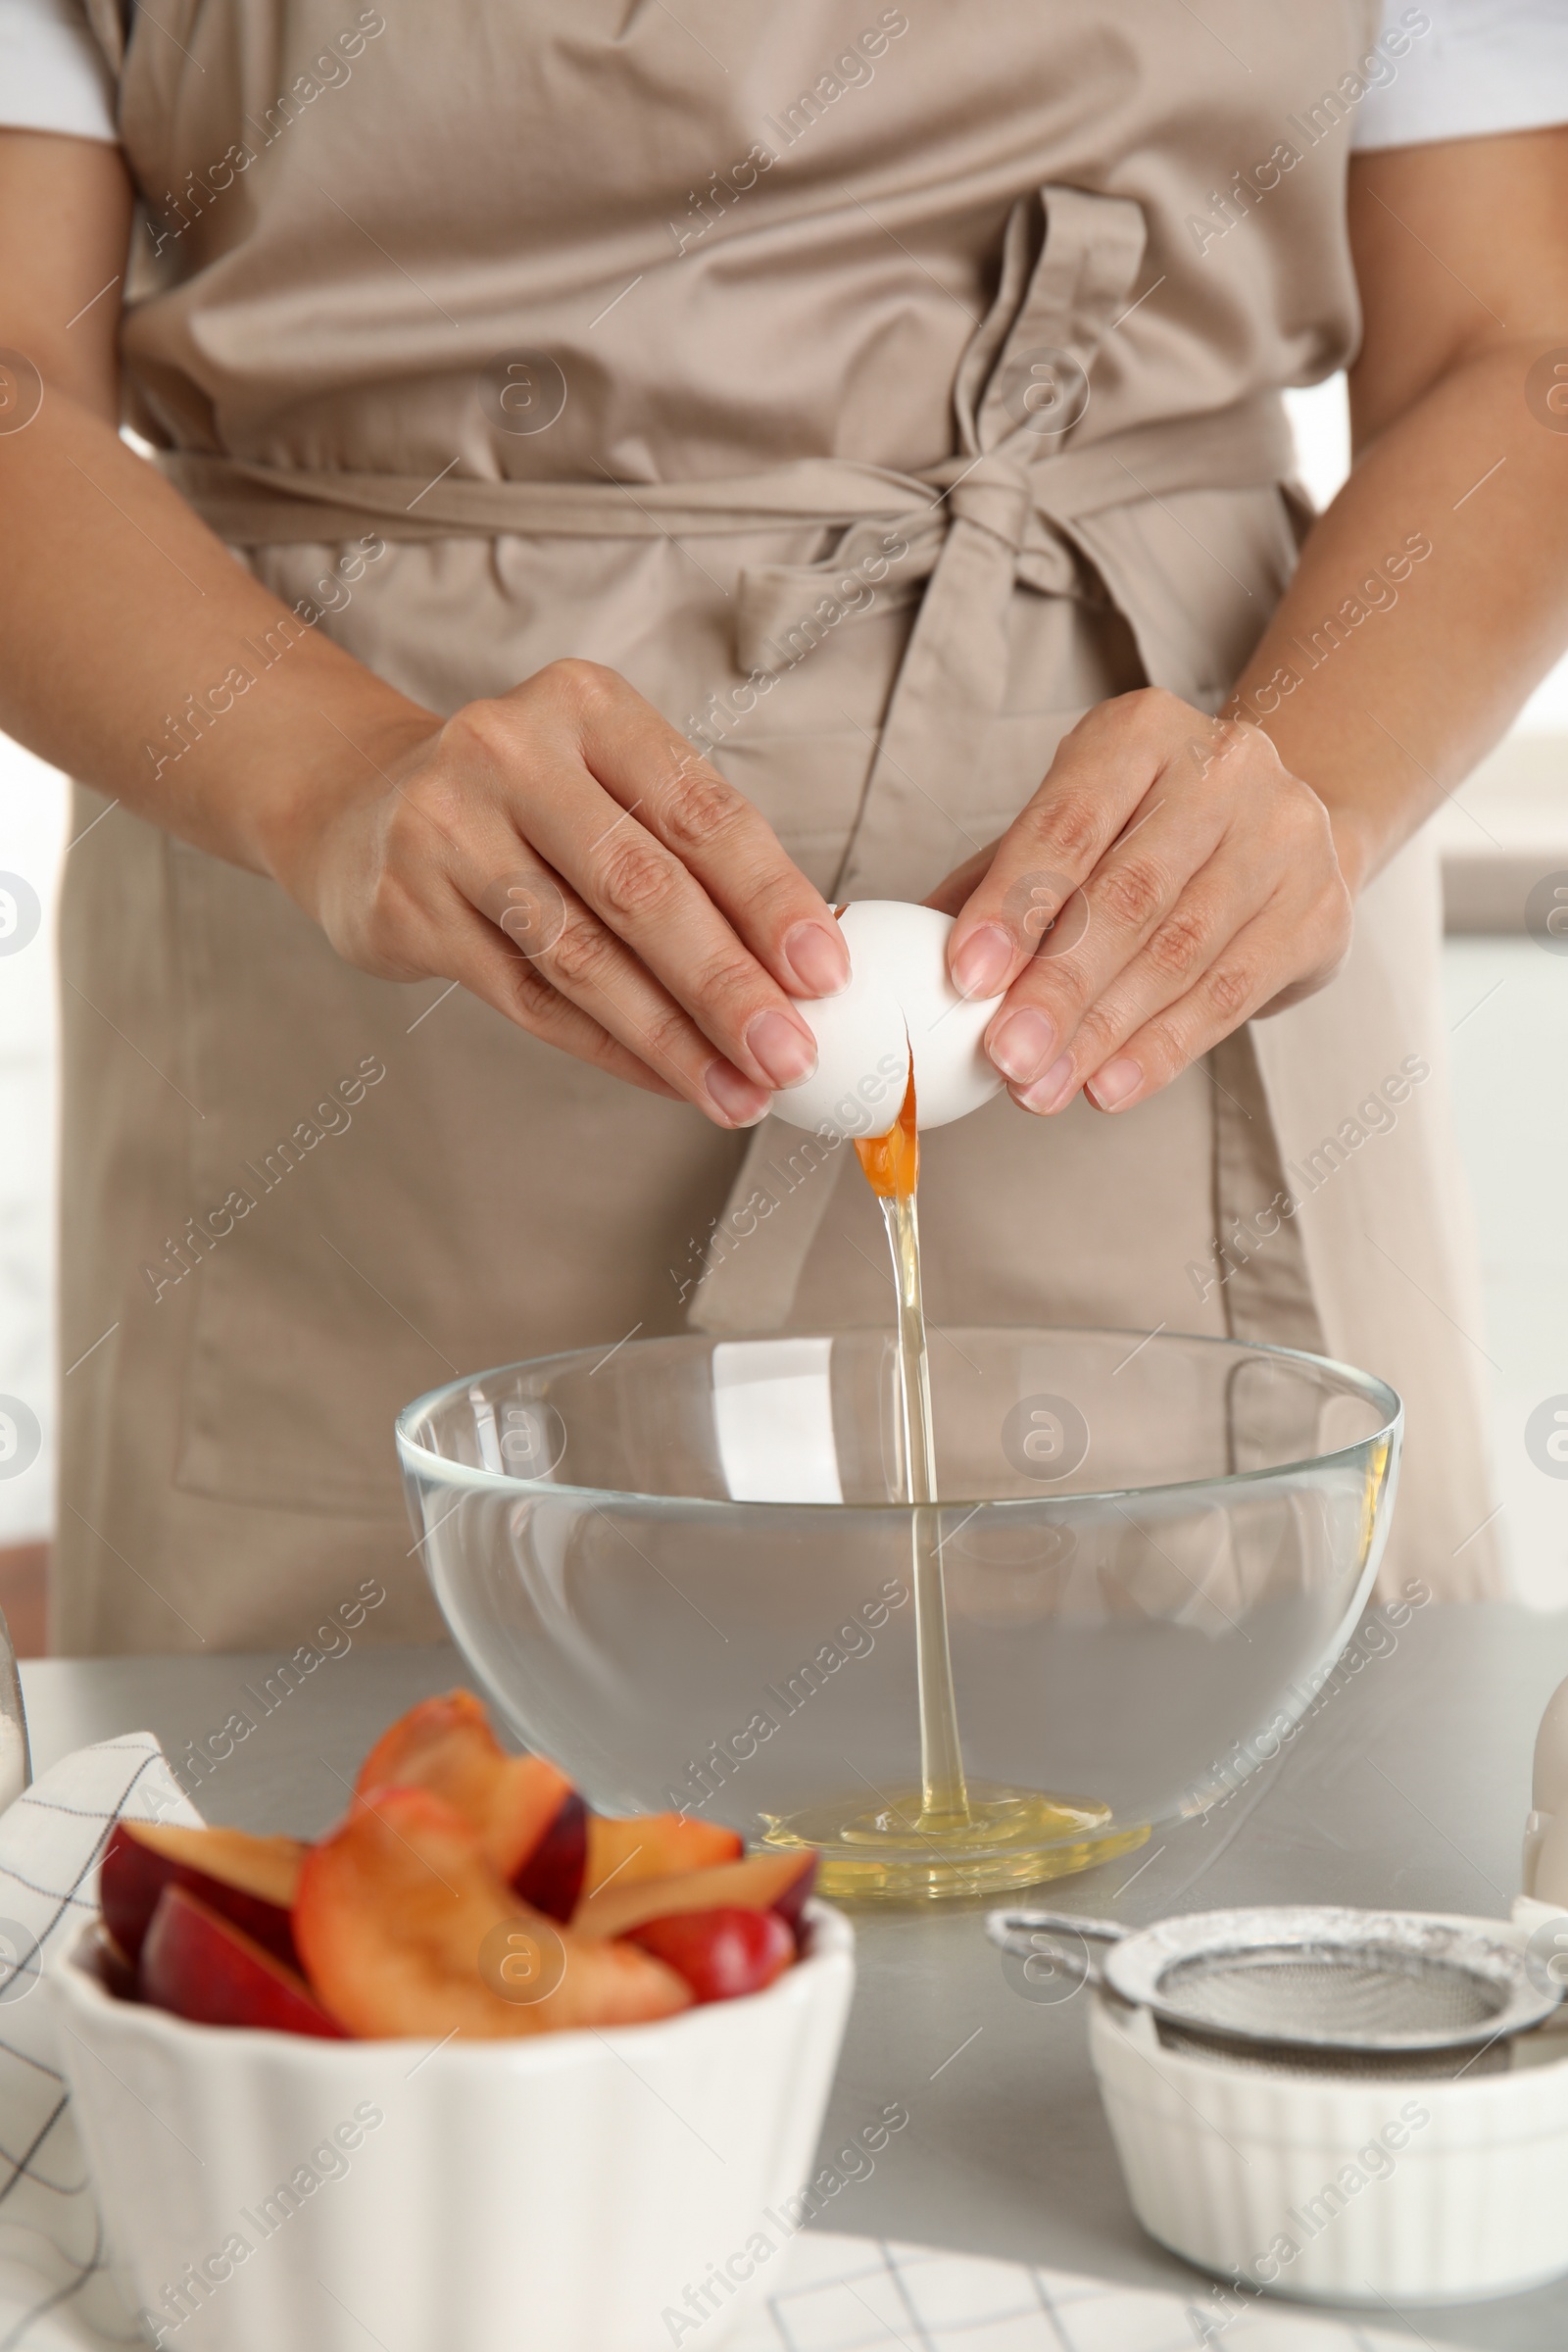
xmin=355 ymin=1690 xmax=572 ymax=1881
xmin=101 ymin=1820 xmax=306 ymax=1968
xmin=584 ymin=1811 xmax=742 ymax=1895
xmin=573 ymin=1851 xmax=817 ymax=1942
xmin=295 ymin=1787 xmax=691 ymax=2039
xmin=512 ymin=1789 xmax=588 ymax=1921
xmin=627 ymin=1907 xmax=796 ymax=2003
xmin=140 ymin=1886 xmax=345 ymax=2038
xmin=89 ymin=1923 xmax=138 ymax=2003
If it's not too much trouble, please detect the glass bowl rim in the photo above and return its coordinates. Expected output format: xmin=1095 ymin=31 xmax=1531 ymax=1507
xmin=394 ymin=1324 xmax=1402 ymax=1515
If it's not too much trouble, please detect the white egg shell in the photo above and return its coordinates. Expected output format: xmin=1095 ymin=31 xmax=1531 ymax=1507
xmin=772 ymin=900 xmax=1006 ymax=1141
xmin=845 ymin=901 xmax=1007 ymax=1129
xmin=767 ymin=934 xmax=909 ymax=1143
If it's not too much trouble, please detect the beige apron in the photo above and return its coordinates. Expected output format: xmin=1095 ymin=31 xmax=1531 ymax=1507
xmin=57 ymin=0 xmax=1500 ymax=1653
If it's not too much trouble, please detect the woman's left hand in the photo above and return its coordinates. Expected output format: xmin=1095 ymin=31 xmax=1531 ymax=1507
xmin=928 ymin=687 xmax=1356 ymax=1115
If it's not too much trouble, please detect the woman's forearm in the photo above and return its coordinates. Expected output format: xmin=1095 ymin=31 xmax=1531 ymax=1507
xmin=1228 ymin=144 xmax=1568 ymax=897
xmin=0 ymin=386 xmax=435 ymax=874
xmin=0 ymin=386 xmax=849 ymax=1120
xmin=0 ymin=128 xmax=431 ymax=875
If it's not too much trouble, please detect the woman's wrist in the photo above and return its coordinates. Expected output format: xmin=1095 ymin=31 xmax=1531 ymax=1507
xmin=1220 ymin=677 xmax=1384 ymax=905
xmin=244 ymin=687 xmax=441 ymax=906
xmin=1317 ymin=795 xmax=1385 ymax=902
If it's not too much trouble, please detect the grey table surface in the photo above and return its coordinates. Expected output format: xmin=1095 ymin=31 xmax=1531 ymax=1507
xmin=21 ymin=1600 xmax=1568 ymax=2352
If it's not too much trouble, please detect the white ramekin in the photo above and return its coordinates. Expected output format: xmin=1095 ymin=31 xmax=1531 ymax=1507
xmin=1091 ymin=1992 xmax=1568 ymax=2305
xmin=49 ymin=1901 xmax=854 ymax=2352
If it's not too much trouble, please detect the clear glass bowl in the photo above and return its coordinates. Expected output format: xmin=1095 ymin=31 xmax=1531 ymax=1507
xmin=397 ymin=1328 xmax=1400 ymax=1901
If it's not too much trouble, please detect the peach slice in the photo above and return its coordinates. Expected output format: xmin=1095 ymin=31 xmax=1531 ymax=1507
xmin=88 ymin=1923 xmax=139 ymax=2004
xmin=584 ymin=1811 xmax=743 ymax=1896
xmin=573 ymin=1850 xmax=816 ymax=1943
xmin=100 ymin=1820 xmax=306 ymax=1968
xmin=627 ymin=1907 xmax=795 ymax=2003
xmin=355 ymin=1690 xmax=572 ymax=1881
xmin=512 ymin=1789 xmax=588 ymax=1921
xmin=770 ymin=1851 xmax=819 ymax=1941
xmin=295 ymin=1787 xmax=692 ymax=2039
xmin=141 ymin=1886 xmax=345 ymax=2038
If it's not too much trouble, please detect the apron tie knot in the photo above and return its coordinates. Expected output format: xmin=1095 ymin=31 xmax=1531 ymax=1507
xmin=735 ymin=181 xmax=1153 ymax=694
xmin=935 ymin=452 xmax=1035 ymax=553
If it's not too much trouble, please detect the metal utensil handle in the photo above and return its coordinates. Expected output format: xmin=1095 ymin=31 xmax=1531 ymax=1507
xmin=984 ymin=1908 xmax=1126 ymax=1983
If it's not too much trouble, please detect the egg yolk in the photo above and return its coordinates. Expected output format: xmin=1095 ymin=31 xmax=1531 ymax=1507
xmin=855 ymin=1069 xmax=918 ymax=1200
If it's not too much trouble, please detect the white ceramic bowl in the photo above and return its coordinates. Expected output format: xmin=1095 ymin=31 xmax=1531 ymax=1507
xmin=49 ymin=1901 xmax=855 ymax=2352
xmin=1092 ymin=1986 xmax=1568 ymax=2305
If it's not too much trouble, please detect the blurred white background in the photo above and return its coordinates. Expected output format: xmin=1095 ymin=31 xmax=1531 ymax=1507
xmin=1 ymin=376 xmax=1566 ymax=1636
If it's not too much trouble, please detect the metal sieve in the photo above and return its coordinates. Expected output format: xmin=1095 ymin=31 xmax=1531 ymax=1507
xmin=986 ymin=1905 xmax=1561 ymax=2079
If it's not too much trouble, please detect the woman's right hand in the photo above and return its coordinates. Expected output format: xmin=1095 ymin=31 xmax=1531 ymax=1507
xmin=275 ymin=659 xmax=851 ymax=1128
xmin=0 ymin=132 xmax=844 ymax=1129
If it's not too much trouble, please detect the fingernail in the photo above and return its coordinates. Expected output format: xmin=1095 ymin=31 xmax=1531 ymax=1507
xmin=989 ymin=1008 xmax=1055 ymax=1084
xmin=952 ymin=924 xmax=1013 ymax=1000
xmin=1086 ymin=1056 xmax=1142 ymax=1110
xmin=746 ymin=1007 xmax=817 ymax=1087
xmin=1019 ymin=1054 xmax=1077 ymax=1114
xmin=706 ymin=1059 xmax=772 ymax=1126
xmin=783 ymin=920 xmax=851 ymax=997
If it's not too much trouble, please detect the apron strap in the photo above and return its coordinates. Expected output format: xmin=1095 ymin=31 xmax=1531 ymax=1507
xmin=79 ymin=0 xmax=128 ymax=74
xmin=159 ymin=395 xmax=1289 ymax=550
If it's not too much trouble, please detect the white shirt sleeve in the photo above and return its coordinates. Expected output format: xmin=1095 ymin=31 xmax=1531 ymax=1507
xmin=0 ymin=0 xmax=116 ymax=141
xmin=1355 ymin=0 xmax=1568 ymax=147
